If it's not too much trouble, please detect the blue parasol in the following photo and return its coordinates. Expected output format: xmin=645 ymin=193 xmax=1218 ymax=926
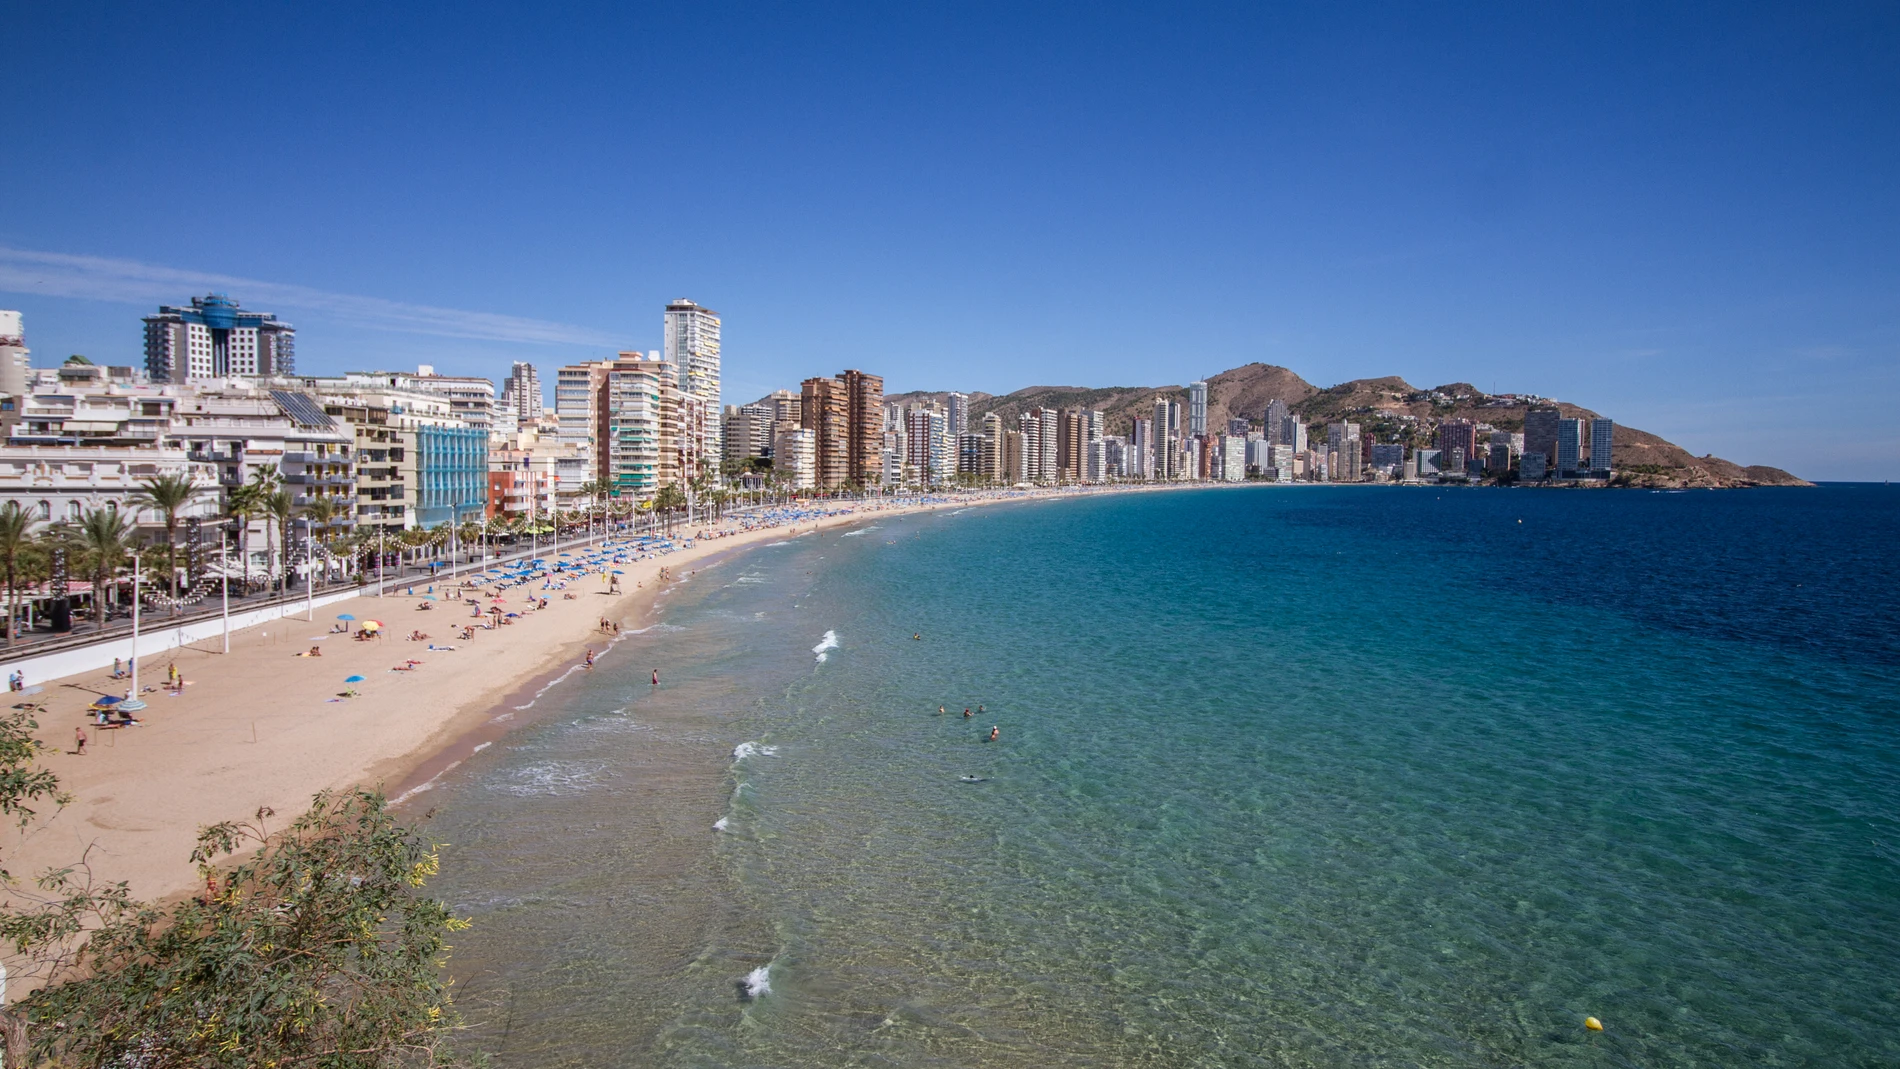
xmin=344 ymin=675 xmax=366 ymax=683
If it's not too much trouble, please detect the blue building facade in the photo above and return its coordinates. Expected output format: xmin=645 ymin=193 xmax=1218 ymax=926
xmin=415 ymin=424 xmax=488 ymax=528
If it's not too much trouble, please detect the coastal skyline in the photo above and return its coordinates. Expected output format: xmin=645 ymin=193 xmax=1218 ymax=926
xmin=3 ymin=4 xmax=1896 ymax=480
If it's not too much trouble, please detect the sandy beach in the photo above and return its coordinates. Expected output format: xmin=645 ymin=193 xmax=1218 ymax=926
xmin=3 ymin=486 xmax=1147 ymax=911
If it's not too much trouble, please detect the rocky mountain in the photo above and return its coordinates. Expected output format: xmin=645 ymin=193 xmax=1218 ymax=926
xmin=886 ymin=364 xmax=1807 ymax=488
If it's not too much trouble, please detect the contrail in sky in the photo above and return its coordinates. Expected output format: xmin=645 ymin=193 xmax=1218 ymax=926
xmin=0 ymin=246 xmax=623 ymax=348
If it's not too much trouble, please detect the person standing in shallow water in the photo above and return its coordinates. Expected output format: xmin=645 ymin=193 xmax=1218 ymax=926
xmin=652 ymin=668 xmax=660 ymax=685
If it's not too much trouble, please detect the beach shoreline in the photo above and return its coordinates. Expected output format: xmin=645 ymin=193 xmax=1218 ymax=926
xmin=2 ymin=484 xmax=1182 ymax=919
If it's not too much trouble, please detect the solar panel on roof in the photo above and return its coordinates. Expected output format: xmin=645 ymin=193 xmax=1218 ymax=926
xmin=270 ymin=390 xmax=337 ymax=428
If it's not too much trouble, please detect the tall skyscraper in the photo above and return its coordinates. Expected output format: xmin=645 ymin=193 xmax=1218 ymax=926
xmin=841 ymin=369 xmax=884 ymax=487
xmin=800 ymin=376 xmax=850 ymax=489
xmin=664 ymin=299 xmax=721 ymax=458
xmin=1556 ymin=418 xmax=1585 ymax=475
xmin=1524 ymin=406 xmax=1561 ymax=466
xmin=0 ymin=310 xmax=27 ymax=399
xmin=144 ymin=293 xmax=295 ymax=381
xmin=1188 ymin=380 xmax=1209 ymax=438
xmin=947 ymin=392 xmax=969 ymax=437
xmin=1038 ymin=407 xmax=1058 ymax=482
xmin=499 ymin=361 xmax=544 ymax=427
xmin=599 ymin=353 xmax=674 ymax=500
xmin=1435 ymin=418 xmax=1476 ymax=461
xmin=1017 ymin=410 xmax=1044 ymax=482
xmin=1153 ymin=397 xmax=1176 ymax=479
xmin=1281 ymin=416 xmax=1307 ymax=453
xmin=1590 ymin=418 xmax=1615 ymax=474
xmin=1264 ymin=399 xmax=1289 ymax=444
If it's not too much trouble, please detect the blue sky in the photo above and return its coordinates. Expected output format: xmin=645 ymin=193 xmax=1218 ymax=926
xmin=2 ymin=1 xmax=1895 ymax=479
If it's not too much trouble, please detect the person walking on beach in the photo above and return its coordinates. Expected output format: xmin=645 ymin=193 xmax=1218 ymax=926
xmin=74 ymin=726 xmax=87 ymax=755
xmin=651 ymin=668 xmax=660 ymax=685
xmin=584 ymin=649 xmax=595 ymax=668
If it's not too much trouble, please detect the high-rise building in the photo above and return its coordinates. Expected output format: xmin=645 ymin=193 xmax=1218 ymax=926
xmin=1590 ymin=418 xmax=1614 ymax=474
xmin=1263 ymin=399 xmax=1290 ymax=444
xmin=841 ymin=370 xmax=884 ymax=487
xmin=1038 ymin=408 xmax=1058 ymax=483
xmin=1219 ymin=435 xmax=1246 ymax=481
xmin=1486 ymin=441 xmax=1513 ymax=473
xmin=905 ymin=405 xmax=950 ymax=485
xmin=1004 ymin=430 xmax=1027 ymax=483
xmin=1520 ymin=450 xmax=1548 ymax=481
xmin=1327 ymin=421 xmax=1361 ymax=453
xmin=958 ymin=432 xmax=985 ymax=477
xmin=664 ymin=299 xmax=721 ymax=459
xmin=1017 ymin=410 xmax=1043 ymax=482
xmin=1556 ymin=418 xmax=1585 ymax=476
xmin=1188 ymin=380 xmax=1209 ymax=438
xmin=1153 ymin=398 xmax=1174 ymax=480
xmin=555 ymin=360 xmax=613 ymax=498
xmin=1055 ymin=408 xmax=1085 ymax=481
xmin=773 ymin=425 xmax=816 ymax=489
xmin=1524 ymin=407 xmax=1561 ymax=466
xmin=800 ymin=376 xmax=850 ymax=489
xmin=600 ymin=354 xmax=672 ymax=500
xmin=0 ymin=310 xmax=28 ymax=399
xmin=947 ymin=392 xmax=969 ymax=437
xmin=499 ymin=362 xmax=544 ymax=427
xmin=1281 ymin=416 xmax=1307 ymax=453
xmin=981 ymin=412 xmax=1005 ymax=482
xmin=1130 ymin=417 xmax=1152 ymax=479
xmin=1435 ymin=418 xmax=1476 ymax=461
xmin=143 ymin=294 xmax=295 ymax=381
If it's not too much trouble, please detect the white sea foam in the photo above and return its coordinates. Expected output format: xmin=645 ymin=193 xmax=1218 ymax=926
xmin=839 ymin=525 xmax=880 ymax=538
xmin=741 ymin=964 xmax=772 ymax=999
xmin=766 ymin=541 xmax=791 ymax=546
xmin=732 ymin=741 xmax=780 ymax=761
xmin=813 ymin=630 xmax=840 ymax=663
xmin=472 ymin=741 xmax=492 ymax=754
xmin=391 ymin=758 xmax=463 ymax=805
xmin=492 ymin=761 xmax=604 ymax=797
xmin=712 ymin=816 xmax=729 ymax=832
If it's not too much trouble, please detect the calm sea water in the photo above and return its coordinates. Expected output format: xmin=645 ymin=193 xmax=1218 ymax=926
xmin=425 ymin=485 xmax=1900 ymax=1068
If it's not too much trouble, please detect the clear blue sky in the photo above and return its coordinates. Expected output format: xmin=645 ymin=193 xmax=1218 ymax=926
xmin=3 ymin=2 xmax=1895 ymax=479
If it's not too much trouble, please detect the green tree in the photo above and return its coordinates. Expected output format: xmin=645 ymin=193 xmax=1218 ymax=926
xmin=129 ymin=472 xmax=207 ymax=598
xmin=67 ymin=507 xmax=136 ymax=626
xmin=2 ymin=788 xmax=470 ymax=1067
xmin=0 ymin=502 xmax=38 ymax=646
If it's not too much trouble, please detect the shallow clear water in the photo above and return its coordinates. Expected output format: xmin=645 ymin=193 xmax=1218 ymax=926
xmin=426 ymin=486 xmax=1900 ymax=1067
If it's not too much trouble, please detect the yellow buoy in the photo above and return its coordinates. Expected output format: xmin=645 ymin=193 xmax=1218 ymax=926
xmin=1585 ymin=1016 xmax=1603 ymax=1032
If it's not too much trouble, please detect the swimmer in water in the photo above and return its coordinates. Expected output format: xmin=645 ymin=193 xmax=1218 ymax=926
xmin=912 ymin=633 xmax=921 ymax=641
xmin=963 ymin=707 xmax=972 ymax=718
xmin=988 ymin=726 xmax=999 ymax=742
xmin=938 ymin=705 xmax=946 ymax=715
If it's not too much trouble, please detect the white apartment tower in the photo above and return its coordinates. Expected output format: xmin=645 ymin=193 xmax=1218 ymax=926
xmin=947 ymin=392 xmax=969 ymax=437
xmin=1188 ymin=380 xmax=1209 ymax=438
xmin=500 ymin=362 xmax=544 ymax=425
xmin=664 ymin=299 xmax=722 ymax=458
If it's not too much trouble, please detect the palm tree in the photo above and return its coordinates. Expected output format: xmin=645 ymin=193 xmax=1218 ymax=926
xmin=129 ymin=472 xmax=206 ymax=598
xmin=225 ymin=482 xmax=259 ymax=593
xmin=69 ymin=507 xmax=135 ymax=626
xmin=265 ymin=489 xmax=294 ymax=594
xmin=0 ymin=502 xmax=37 ymax=645
xmin=653 ymin=483 xmax=686 ymax=536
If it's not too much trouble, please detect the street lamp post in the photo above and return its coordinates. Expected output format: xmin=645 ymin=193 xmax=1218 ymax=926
xmin=221 ymin=525 xmax=231 ymax=654
xmin=304 ymin=528 xmax=314 ymax=622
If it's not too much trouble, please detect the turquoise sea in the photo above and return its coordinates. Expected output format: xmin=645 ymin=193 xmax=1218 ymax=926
xmin=424 ymin=485 xmax=1900 ymax=1067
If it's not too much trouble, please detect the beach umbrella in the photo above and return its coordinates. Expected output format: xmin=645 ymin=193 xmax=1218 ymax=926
xmin=344 ymin=675 xmax=366 ymax=683
xmin=360 ymin=620 xmax=383 ymax=631
xmin=92 ymin=695 xmax=123 ymax=707
xmin=336 ymin=613 xmax=356 ymax=621
xmin=118 ymin=698 xmax=146 ymax=713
